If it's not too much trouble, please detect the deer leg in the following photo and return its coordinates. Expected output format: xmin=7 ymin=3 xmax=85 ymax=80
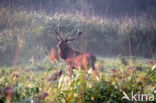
xmin=92 ymin=69 xmax=99 ymax=81
xmin=91 ymin=64 xmax=100 ymax=81
xmin=90 ymin=57 xmax=99 ymax=80
xmin=66 ymin=65 xmax=73 ymax=77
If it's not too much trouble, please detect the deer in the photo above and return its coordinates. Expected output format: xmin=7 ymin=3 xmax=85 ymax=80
xmin=49 ymin=48 xmax=59 ymax=63
xmin=54 ymin=26 xmax=99 ymax=80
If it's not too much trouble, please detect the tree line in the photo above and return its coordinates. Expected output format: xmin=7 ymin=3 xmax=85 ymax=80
xmin=0 ymin=0 xmax=156 ymax=16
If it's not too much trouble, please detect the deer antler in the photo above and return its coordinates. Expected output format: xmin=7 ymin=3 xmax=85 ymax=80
xmin=55 ymin=25 xmax=63 ymax=41
xmin=66 ymin=29 xmax=83 ymax=41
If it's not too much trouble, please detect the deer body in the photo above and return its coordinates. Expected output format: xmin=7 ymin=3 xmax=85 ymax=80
xmin=55 ymin=26 xmax=99 ymax=79
xmin=58 ymin=45 xmax=96 ymax=70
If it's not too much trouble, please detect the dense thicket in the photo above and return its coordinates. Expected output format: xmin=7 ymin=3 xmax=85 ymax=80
xmin=0 ymin=0 xmax=156 ymax=16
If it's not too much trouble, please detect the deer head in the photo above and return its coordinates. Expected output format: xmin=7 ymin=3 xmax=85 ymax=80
xmin=55 ymin=26 xmax=83 ymax=51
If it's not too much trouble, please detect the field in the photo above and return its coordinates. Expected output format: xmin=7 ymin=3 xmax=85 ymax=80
xmin=0 ymin=57 xmax=156 ymax=103
xmin=0 ymin=8 xmax=156 ymax=103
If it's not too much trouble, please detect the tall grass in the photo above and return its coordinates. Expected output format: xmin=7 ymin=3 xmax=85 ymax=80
xmin=0 ymin=8 xmax=156 ymax=66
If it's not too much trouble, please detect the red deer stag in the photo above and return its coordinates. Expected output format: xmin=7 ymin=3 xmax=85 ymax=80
xmin=55 ymin=26 xmax=99 ymax=80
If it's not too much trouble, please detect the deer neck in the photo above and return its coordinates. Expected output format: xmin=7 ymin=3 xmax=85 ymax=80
xmin=59 ymin=46 xmax=72 ymax=60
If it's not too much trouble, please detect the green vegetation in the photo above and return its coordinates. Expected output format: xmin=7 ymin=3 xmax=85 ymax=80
xmin=0 ymin=57 xmax=156 ymax=103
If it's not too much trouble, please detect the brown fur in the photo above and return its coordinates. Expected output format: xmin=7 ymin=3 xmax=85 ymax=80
xmin=55 ymin=26 xmax=99 ymax=79
xmin=49 ymin=48 xmax=59 ymax=63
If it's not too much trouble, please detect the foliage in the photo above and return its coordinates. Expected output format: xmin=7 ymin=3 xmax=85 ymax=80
xmin=0 ymin=57 xmax=155 ymax=103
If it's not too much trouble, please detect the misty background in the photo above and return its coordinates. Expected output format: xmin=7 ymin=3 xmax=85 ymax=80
xmin=0 ymin=0 xmax=156 ymax=66
xmin=1 ymin=0 xmax=156 ymax=16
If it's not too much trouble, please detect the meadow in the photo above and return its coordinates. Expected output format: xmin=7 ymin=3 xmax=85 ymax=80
xmin=0 ymin=57 xmax=156 ymax=103
xmin=0 ymin=8 xmax=156 ymax=103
